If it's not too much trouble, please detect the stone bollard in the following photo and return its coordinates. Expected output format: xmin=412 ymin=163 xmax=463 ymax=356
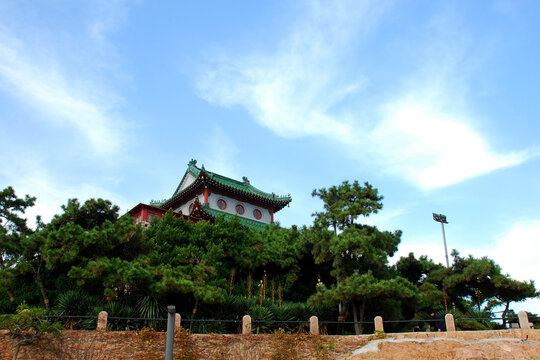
xmin=310 ymin=316 xmax=319 ymax=335
xmin=445 ymin=314 xmax=456 ymax=332
xmin=97 ymin=311 xmax=108 ymax=331
xmin=175 ymin=313 xmax=181 ymax=330
xmin=518 ymin=311 xmax=530 ymax=329
xmin=242 ymin=315 xmax=252 ymax=335
xmin=374 ymin=316 xmax=384 ymax=332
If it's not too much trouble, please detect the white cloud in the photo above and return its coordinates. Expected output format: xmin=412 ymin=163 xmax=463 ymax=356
xmin=0 ymin=30 xmax=125 ymax=155
xmin=195 ymin=0 xmax=534 ymax=189
xmin=196 ymin=0 xmax=382 ymax=143
xmin=88 ymin=0 xmax=131 ymax=43
xmin=487 ymin=221 xmax=540 ymax=284
xmin=199 ymin=123 xmax=241 ymax=179
xmin=391 ymin=236 xmax=449 ymax=268
xmin=360 ymin=205 xmax=410 ymax=228
xmin=395 ymin=221 xmax=540 ymax=315
xmin=369 ymin=100 xmax=529 ymax=188
xmin=472 ymin=221 xmax=540 ymax=315
xmin=0 ymin=154 xmax=128 ymax=226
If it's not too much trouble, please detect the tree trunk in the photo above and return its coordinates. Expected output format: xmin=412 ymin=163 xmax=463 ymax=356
xmin=442 ymin=288 xmax=448 ymax=312
xmin=336 ymin=300 xmax=348 ymax=334
xmin=358 ymin=296 xmax=367 ymax=334
xmin=229 ymin=268 xmax=235 ymax=295
xmin=502 ymin=301 xmax=510 ymax=328
xmin=247 ymin=273 xmax=252 ymax=299
xmin=12 ymin=343 xmax=21 ymax=360
xmin=352 ymin=300 xmax=361 ymax=335
xmin=35 ymin=263 xmax=49 ymax=311
xmin=6 ymin=288 xmax=14 ymax=302
xmin=189 ymin=298 xmax=199 ymax=333
xmin=263 ymin=271 xmax=267 ymax=300
xmin=338 ymin=300 xmax=348 ymax=320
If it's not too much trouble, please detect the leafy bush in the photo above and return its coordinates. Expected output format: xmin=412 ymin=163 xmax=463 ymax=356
xmin=0 ymin=303 xmax=62 ymax=360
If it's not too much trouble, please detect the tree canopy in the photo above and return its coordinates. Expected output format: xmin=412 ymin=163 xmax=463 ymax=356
xmin=0 ymin=184 xmax=537 ymax=334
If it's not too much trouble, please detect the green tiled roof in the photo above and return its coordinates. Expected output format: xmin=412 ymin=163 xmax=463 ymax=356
xmin=162 ymin=159 xmax=292 ymax=210
xmin=200 ymin=204 xmax=268 ymax=229
xmin=186 ymin=161 xmax=290 ymax=202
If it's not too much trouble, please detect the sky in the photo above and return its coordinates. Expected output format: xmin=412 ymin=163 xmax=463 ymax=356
xmin=1 ymin=0 xmax=539 ymax=315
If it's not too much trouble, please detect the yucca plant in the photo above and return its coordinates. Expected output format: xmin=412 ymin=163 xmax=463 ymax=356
xmin=52 ymin=289 xmax=100 ymax=329
xmin=248 ymin=305 xmax=274 ymax=333
xmin=269 ymin=303 xmax=296 ymax=332
xmin=135 ymin=295 xmax=166 ymax=330
xmin=99 ymin=300 xmax=137 ymax=331
xmin=457 ymin=308 xmax=498 ymax=330
xmin=222 ymin=295 xmax=257 ymax=319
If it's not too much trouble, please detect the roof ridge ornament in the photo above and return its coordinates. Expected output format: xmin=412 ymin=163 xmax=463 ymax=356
xmin=188 ymin=159 xmax=197 ymax=166
xmin=242 ymin=176 xmax=250 ymax=186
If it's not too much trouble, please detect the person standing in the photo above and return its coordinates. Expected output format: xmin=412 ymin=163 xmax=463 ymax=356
xmin=430 ymin=312 xmax=446 ymax=332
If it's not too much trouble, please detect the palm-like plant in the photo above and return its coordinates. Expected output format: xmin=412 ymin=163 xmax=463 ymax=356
xmin=135 ymin=295 xmax=166 ymax=329
xmin=53 ymin=289 xmax=99 ymax=329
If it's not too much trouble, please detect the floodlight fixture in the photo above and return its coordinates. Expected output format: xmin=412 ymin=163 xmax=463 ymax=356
xmin=433 ymin=213 xmax=450 ymax=268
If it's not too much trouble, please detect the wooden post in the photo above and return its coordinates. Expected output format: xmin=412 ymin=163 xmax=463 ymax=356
xmin=310 ymin=316 xmax=319 ymax=335
xmin=175 ymin=313 xmax=181 ymax=330
xmin=97 ymin=311 xmax=108 ymax=331
xmin=242 ymin=315 xmax=252 ymax=335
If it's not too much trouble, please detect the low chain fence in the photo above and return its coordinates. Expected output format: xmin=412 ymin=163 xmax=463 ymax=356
xmin=4 ymin=311 xmax=538 ymax=335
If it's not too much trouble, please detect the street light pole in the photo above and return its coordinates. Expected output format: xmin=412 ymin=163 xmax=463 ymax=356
xmin=433 ymin=213 xmax=450 ymax=268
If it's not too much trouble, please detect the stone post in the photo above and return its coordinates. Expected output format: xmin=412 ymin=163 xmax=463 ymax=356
xmin=175 ymin=313 xmax=181 ymax=330
xmin=97 ymin=311 xmax=108 ymax=331
xmin=310 ymin=316 xmax=319 ymax=335
xmin=374 ymin=316 xmax=384 ymax=332
xmin=518 ymin=311 xmax=530 ymax=329
xmin=445 ymin=313 xmax=456 ymax=332
xmin=242 ymin=315 xmax=252 ymax=335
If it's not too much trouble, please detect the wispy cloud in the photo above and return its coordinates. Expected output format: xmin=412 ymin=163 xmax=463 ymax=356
xmin=471 ymin=220 xmax=540 ymax=314
xmin=196 ymin=0 xmax=534 ymax=189
xmin=88 ymin=0 xmax=132 ymax=43
xmin=199 ymin=123 xmax=241 ymax=179
xmin=0 ymin=152 xmax=128 ymax=225
xmin=0 ymin=3 xmax=129 ymax=155
xmin=368 ymin=99 xmax=529 ymax=188
xmin=196 ymin=0 xmax=384 ymax=143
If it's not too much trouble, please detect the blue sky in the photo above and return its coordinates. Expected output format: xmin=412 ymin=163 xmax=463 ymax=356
xmin=1 ymin=1 xmax=539 ymax=314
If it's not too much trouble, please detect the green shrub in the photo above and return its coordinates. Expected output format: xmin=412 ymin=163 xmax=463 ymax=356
xmin=0 ymin=303 xmax=62 ymax=360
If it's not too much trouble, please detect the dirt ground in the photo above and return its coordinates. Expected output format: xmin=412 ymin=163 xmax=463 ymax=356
xmin=346 ymin=337 xmax=540 ymax=360
xmin=1 ymin=328 xmax=539 ymax=359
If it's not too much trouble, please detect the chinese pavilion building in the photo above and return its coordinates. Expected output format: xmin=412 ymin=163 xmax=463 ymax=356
xmin=128 ymin=160 xmax=292 ymax=229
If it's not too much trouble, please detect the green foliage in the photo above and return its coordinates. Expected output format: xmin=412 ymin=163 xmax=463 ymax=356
xmin=1 ymin=183 xmax=537 ymax=336
xmin=49 ymin=289 xmax=100 ymax=330
xmin=136 ymin=295 xmax=166 ymax=319
xmin=50 ymin=198 xmax=119 ymax=231
xmin=0 ymin=303 xmax=62 ymax=359
xmin=53 ymin=289 xmax=97 ymax=315
xmin=312 ymin=180 xmax=383 ymax=232
xmin=0 ymin=186 xmax=36 ymax=236
xmin=0 ymin=186 xmax=36 ymax=304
